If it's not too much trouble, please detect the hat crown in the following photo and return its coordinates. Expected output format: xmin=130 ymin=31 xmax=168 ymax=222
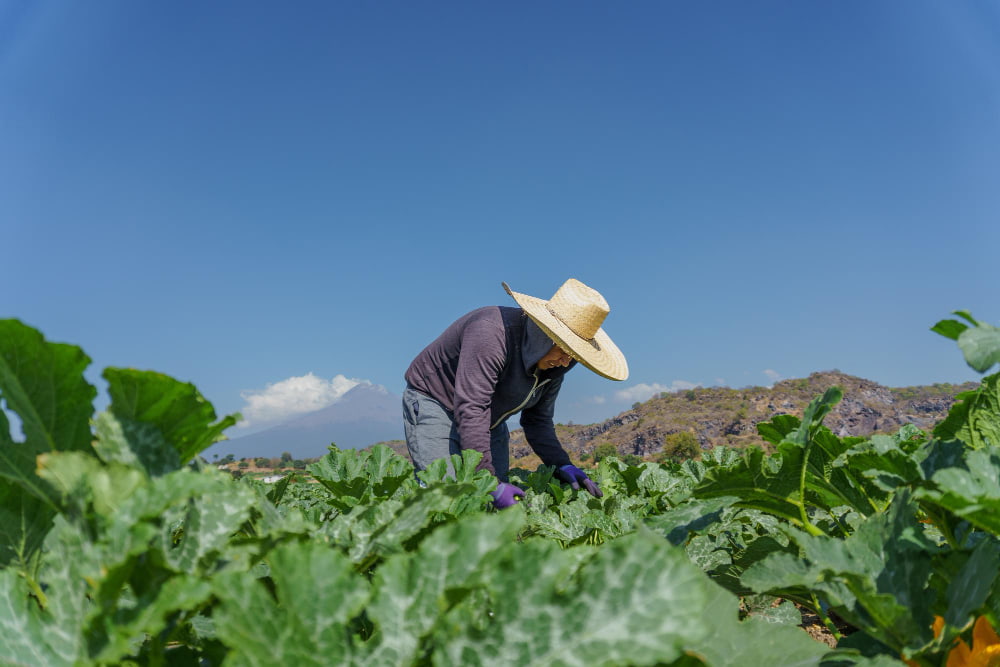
xmin=546 ymin=278 xmax=608 ymax=340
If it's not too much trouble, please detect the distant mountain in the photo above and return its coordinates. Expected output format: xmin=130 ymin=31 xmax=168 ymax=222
xmin=206 ymin=384 xmax=402 ymax=460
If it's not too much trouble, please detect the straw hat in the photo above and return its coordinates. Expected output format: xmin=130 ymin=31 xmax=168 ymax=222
xmin=502 ymin=279 xmax=629 ymax=381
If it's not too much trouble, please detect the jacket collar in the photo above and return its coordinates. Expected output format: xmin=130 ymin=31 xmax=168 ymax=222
xmin=521 ymin=315 xmax=576 ymax=376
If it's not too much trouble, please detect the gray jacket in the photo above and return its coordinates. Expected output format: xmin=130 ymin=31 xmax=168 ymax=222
xmin=404 ymin=306 xmax=575 ymax=474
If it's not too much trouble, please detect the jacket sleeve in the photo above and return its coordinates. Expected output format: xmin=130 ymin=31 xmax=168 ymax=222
xmin=520 ymin=374 xmax=572 ymax=468
xmin=452 ymin=318 xmax=507 ymax=474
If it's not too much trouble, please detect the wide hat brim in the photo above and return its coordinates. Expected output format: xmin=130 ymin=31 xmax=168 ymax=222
xmin=503 ymin=282 xmax=629 ymax=381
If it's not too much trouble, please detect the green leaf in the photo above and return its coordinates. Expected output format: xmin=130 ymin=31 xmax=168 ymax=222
xmin=742 ymin=594 xmax=803 ymax=626
xmin=683 ymin=585 xmax=828 ymax=666
xmin=953 ymin=310 xmax=981 ymax=327
xmin=102 ymin=467 xmax=248 ymax=564
xmin=0 ymin=321 xmax=95 ymax=512
xmin=35 ymin=451 xmax=146 ymax=520
xmin=933 ymin=375 xmax=1000 ymax=449
xmin=743 ymin=491 xmax=938 ymax=652
xmin=323 ymin=484 xmax=477 ymax=566
xmin=213 ymin=541 xmax=370 ymax=666
xmin=308 ymin=444 xmax=415 ymax=511
xmin=0 ymin=408 xmax=55 ymax=568
xmin=942 ymin=538 xmax=1000 ymax=630
xmin=645 ymin=496 xmax=738 ymax=546
xmin=90 ymin=575 xmax=213 ymax=664
xmin=697 ymin=388 xmax=869 ymax=535
xmin=434 ymin=529 xmax=712 ymax=666
xmin=957 ymin=324 xmax=1000 ymax=373
xmin=916 ymin=447 xmax=1000 ymax=536
xmin=0 ymin=565 xmax=88 ymax=666
xmin=156 ymin=477 xmax=257 ymax=574
xmin=931 ymin=319 xmax=968 ymax=341
xmin=92 ymin=410 xmax=180 ymax=477
xmin=363 ymin=511 xmax=525 ymax=664
xmin=0 ymin=319 xmax=96 ymax=455
xmin=103 ymin=367 xmax=239 ymax=465
xmin=696 ymin=445 xmax=809 ymax=524
xmin=0 ymin=481 xmax=53 ymax=568
xmin=835 ymin=431 xmax=926 ymax=494
xmin=757 ymin=414 xmax=803 ymax=446
xmin=418 ymin=448 xmax=494 ymax=487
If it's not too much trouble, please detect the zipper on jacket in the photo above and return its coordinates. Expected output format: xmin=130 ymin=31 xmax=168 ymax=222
xmin=491 ymin=371 xmax=551 ymax=430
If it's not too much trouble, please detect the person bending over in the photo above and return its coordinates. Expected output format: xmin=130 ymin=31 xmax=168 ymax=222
xmin=402 ymin=278 xmax=628 ymax=508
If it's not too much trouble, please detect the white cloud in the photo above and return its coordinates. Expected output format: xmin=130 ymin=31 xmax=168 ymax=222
xmin=238 ymin=373 xmax=368 ymax=427
xmin=586 ymin=379 xmax=703 ymax=407
xmin=614 ymin=381 xmax=700 ymax=403
xmin=667 ymin=380 xmax=700 ymax=392
xmin=762 ymin=369 xmax=782 ymax=386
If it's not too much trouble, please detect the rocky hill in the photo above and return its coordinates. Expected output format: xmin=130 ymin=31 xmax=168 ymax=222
xmin=370 ymin=371 xmax=976 ymax=469
xmin=506 ymin=371 xmax=975 ymax=466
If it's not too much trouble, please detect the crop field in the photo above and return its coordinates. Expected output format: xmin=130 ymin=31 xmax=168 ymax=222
xmin=0 ymin=312 xmax=998 ymax=666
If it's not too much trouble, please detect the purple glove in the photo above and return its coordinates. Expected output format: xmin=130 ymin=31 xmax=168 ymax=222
xmin=554 ymin=464 xmax=603 ymax=498
xmin=491 ymin=482 xmax=526 ymax=509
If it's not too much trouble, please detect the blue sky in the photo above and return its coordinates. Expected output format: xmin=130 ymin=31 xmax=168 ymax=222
xmin=3 ymin=1 xmax=998 ymax=435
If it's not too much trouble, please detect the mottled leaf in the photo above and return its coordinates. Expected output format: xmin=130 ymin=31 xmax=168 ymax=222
xmin=957 ymin=324 xmax=1000 ymax=373
xmin=916 ymin=446 xmax=1000 ymax=536
xmin=363 ymin=511 xmax=524 ymax=664
xmin=92 ymin=410 xmax=181 ymax=477
xmin=933 ymin=374 xmax=1000 ymax=449
xmin=684 ymin=584 xmax=827 ymax=666
xmin=0 ymin=319 xmax=95 ymax=455
xmin=434 ymin=529 xmax=711 ymax=666
xmin=213 ymin=541 xmax=369 ymax=666
xmin=104 ymin=367 xmax=239 ymax=465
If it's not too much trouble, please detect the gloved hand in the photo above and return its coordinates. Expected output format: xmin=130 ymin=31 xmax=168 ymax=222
xmin=491 ymin=482 xmax=526 ymax=509
xmin=554 ymin=464 xmax=603 ymax=498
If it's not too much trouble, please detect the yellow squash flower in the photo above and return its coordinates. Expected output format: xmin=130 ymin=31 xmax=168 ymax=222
xmin=906 ymin=616 xmax=1000 ymax=667
xmin=946 ymin=616 xmax=1000 ymax=667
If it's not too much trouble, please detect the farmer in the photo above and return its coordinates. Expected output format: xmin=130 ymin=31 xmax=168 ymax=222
xmin=402 ymin=278 xmax=629 ymax=508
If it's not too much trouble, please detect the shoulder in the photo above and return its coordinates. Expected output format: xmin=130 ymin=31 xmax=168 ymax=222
xmin=460 ymin=307 xmax=505 ymax=341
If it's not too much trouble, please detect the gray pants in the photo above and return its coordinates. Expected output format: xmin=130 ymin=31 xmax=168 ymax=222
xmin=402 ymin=385 xmax=510 ymax=482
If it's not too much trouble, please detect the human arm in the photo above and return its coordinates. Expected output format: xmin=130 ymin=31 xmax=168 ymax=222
xmin=522 ymin=374 xmax=602 ymax=498
xmin=452 ymin=318 xmax=507 ymax=475
xmin=519 ymin=373 xmax=573 ymax=469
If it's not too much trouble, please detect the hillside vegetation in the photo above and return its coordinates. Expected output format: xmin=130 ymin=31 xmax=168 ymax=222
xmin=503 ymin=371 xmax=975 ymax=467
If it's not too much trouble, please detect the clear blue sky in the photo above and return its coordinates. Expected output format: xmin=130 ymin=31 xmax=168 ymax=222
xmin=3 ymin=1 xmax=998 ymax=432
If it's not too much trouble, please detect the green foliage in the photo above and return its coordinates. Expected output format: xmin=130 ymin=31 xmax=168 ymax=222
xmin=933 ymin=373 xmax=1000 ymax=449
xmin=102 ymin=367 xmax=239 ymax=470
xmin=933 ymin=310 xmax=1000 ymax=373
xmin=2 ymin=314 xmax=1000 ymax=665
xmin=307 ymin=444 xmax=416 ymax=511
xmin=592 ymin=442 xmax=618 ymax=463
xmin=660 ymin=431 xmax=701 ymax=462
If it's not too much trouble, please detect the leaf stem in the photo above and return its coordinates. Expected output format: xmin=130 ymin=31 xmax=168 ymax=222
xmin=798 ymin=440 xmax=824 ymax=537
xmin=22 ymin=572 xmax=48 ymax=610
xmin=810 ymin=593 xmax=842 ymax=641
